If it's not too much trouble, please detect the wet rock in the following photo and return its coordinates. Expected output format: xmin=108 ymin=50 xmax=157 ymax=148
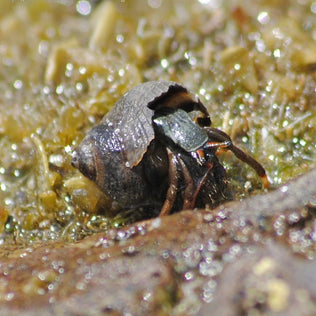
xmin=198 ymin=243 xmax=316 ymax=316
xmin=0 ymin=169 xmax=315 ymax=315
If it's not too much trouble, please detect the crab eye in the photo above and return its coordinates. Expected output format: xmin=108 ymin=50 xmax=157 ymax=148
xmin=188 ymin=110 xmax=211 ymax=126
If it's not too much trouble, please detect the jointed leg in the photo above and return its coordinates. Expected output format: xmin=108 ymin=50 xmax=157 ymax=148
xmin=160 ymin=149 xmax=202 ymax=215
xmin=228 ymin=144 xmax=269 ymax=188
xmin=191 ymin=161 xmax=213 ymax=206
xmin=159 ymin=150 xmax=179 ymax=216
xmin=205 ymin=127 xmax=269 ymax=188
xmin=177 ymin=158 xmax=195 ymax=210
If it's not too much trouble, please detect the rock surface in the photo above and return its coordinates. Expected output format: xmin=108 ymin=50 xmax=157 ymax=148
xmin=0 ymin=169 xmax=315 ymax=315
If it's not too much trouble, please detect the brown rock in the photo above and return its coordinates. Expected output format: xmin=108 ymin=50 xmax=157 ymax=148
xmin=0 ymin=169 xmax=315 ymax=315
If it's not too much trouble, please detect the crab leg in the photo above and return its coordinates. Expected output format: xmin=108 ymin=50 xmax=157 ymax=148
xmin=177 ymin=158 xmax=195 ymax=209
xmin=159 ymin=150 xmax=179 ymax=216
xmin=191 ymin=161 xmax=214 ymax=206
xmin=205 ymin=127 xmax=269 ymax=188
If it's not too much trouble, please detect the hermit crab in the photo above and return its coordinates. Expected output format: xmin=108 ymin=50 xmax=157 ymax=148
xmin=72 ymin=81 xmax=268 ymax=216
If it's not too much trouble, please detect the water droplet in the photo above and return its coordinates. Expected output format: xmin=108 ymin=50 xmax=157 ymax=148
xmin=42 ymin=86 xmax=50 ymax=94
xmin=257 ymin=11 xmax=270 ymax=24
xmin=149 ymin=218 xmax=161 ymax=230
xmin=234 ymin=63 xmax=241 ymax=70
xmin=107 ymin=74 xmax=114 ymax=82
xmin=184 ymin=271 xmax=194 ymax=281
xmin=188 ymin=56 xmax=197 ymax=66
xmin=199 ymin=88 xmax=206 ymax=95
xmin=76 ymin=82 xmax=83 ymax=91
xmin=4 ymin=198 xmax=13 ymax=206
xmin=116 ymin=34 xmax=124 ymax=43
xmin=11 ymin=143 xmax=17 ymax=151
xmin=49 ymin=154 xmax=64 ymax=167
xmin=122 ymin=245 xmax=137 ymax=256
xmin=217 ymin=85 xmax=224 ymax=92
xmin=13 ymin=169 xmax=21 ymax=177
xmin=255 ymin=39 xmax=266 ymax=52
xmin=79 ymin=66 xmax=87 ymax=75
xmin=184 ymin=51 xmax=191 ymax=59
xmin=299 ymin=139 xmax=306 ymax=146
xmin=288 ymin=212 xmax=300 ymax=224
xmin=76 ymin=281 xmax=86 ymax=291
xmin=199 ymin=0 xmax=212 ymax=4
xmin=116 ymin=230 xmax=126 ymax=240
xmin=5 ymin=292 xmax=14 ymax=301
xmin=56 ymin=85 xmax=64 ymax=95
xmin=38 ymin=40 xmax=49 ymax=55
xmin=13 ymin=79 xmax=23 ymax=90
xmin=273 ymin=49 xmax=281 ymax=58
xmin=160 ymin=58 xmax=169 ymax=69
xmin=202 ymin=279 xmax=217 ymax=303
xmin=118 ymin=68 xmax=125 ymax=77
xmin=148 ymin=0 xmax=162 ymax=9
xmin=58 ymin=267 xmax=65 ymax=274
xmin=143 ymin=291 xmax=152 ymax=301
xmin=199 ymin=259 xmax=222 ymax=277
xmin=76 ymin=0 xmax=92 ymax=16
